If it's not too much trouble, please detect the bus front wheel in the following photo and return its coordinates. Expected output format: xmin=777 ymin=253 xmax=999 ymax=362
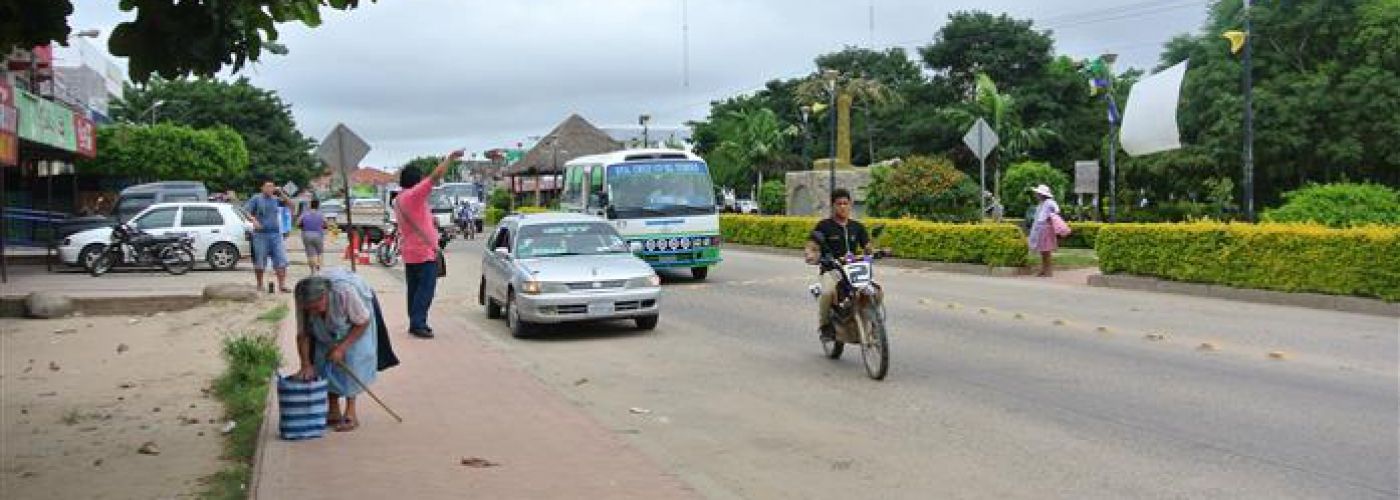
xmin=690 ymin=266 xmax=709 ymax=280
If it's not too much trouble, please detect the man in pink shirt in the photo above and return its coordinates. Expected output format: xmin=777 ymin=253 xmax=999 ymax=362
xmin=397 ymin=149 xmax=464 ymax=338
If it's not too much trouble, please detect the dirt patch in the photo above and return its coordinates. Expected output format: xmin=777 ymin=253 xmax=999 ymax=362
xmin=1 ymin=297 xmax=286 ymax=499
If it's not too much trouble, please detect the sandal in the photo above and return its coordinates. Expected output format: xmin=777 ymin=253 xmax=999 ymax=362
xmin=334 ymin=417 xmax=359 ymax=432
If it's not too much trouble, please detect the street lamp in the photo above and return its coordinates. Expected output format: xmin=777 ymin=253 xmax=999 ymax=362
xmin=799 ymin=105 xmax=812 ymax=165
xmin=823 ymin=69 xmax=839 ymax=215
xmin=141 ymin=99 xmax=165 ymax=125
xmin=638 ymin=114 xmax=651 ymax=148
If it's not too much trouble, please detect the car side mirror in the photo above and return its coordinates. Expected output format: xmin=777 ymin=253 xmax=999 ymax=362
xmin=629 ymin=241 xmax=643 ymax=252
xmin=493 ymin=247 xmax=511 ymax=259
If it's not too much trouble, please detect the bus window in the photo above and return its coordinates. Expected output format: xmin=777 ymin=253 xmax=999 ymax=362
xmin=588 ymin=166 xmax=605 ymax=207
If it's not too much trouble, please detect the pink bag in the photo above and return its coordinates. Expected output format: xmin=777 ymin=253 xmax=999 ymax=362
xmin=1050 ymin=213 xmax=1072 ymax=238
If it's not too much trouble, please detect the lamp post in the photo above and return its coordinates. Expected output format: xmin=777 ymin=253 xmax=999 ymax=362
xmin=799 ymin=105 xmax=812 ymax=165
xmin=1100 ymin=53 xmax=1120 ymax=222
xmin=141 ymin=99 xmax=165 ymax=125
xmin=823 ymin=69 xmax=839 ymax=215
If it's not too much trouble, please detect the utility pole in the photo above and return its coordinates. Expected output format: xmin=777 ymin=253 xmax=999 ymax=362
xmin=824 ymin=70 xmax=839 ymax=215
xmin=1242 ymin=0 xmax=1256 ymax=222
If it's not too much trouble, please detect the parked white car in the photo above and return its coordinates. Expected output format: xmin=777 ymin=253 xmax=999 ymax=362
xmin=58 ymin=202 xmax=253 ymax=271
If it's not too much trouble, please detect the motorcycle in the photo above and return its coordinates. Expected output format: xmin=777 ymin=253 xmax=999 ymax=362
xmin=810 ymin=226 xmax=891 ymax=380
xmin=376 ymin=222 xmax=401 ymax=267
xmin=89 ymin=223 xmax=197 ymax=277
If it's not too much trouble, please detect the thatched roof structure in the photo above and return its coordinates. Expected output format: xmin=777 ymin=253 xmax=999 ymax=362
xmin=505 ymin=114 xmax=622 ymax=176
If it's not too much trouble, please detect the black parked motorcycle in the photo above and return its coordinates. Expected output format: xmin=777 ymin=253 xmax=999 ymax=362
xmin=89 ymin=223 xmax=197 ymax=277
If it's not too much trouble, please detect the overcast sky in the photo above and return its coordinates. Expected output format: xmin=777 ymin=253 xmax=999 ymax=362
xmin=69 ymin=0 xmax=1207 ymax=169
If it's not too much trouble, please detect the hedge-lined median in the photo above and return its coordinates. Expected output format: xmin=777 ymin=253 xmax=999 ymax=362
xmin=1096 ymin=222 xmax=1400 ymax=301
xmin=721 ymin=214 xmax=1028 ymax=267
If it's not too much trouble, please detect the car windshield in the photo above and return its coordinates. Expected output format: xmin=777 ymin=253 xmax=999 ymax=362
xmin=607 ymin=162 xmax=716 ymax=218
xmin=429 ymin=189 xmax=457 ymax=210
xmin=515 ymin=222 xmax=629 ymax=258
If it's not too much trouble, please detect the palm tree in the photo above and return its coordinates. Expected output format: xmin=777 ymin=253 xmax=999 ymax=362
xmin=795 ymin=72 xmax=902 ymax=166
xmin=715 ymin=108 xmax=794 ymax=207
xmin=941 ymin=73 xmax=1058 ymax=195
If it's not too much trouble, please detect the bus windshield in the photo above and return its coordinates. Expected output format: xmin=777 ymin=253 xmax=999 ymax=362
xmin=607 ymin=162 xmax=716 ymax=218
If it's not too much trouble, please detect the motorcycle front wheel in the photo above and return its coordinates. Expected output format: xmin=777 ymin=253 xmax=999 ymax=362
xmin=89 ymin=251 xmax=118 ymax=277
xmin=160 ymin=246 xmax=196 ymax=275
xmin=821 ymin=330 xmax=844 ymax=359
xmin=860 ymin=303 xmax=889 ymax=380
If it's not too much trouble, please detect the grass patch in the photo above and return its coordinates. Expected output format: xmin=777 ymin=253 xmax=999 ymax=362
xmin=256 ymin=304 xmax=289 ymax=323
xmin=202 ymin=333 xmax=280 ymax=500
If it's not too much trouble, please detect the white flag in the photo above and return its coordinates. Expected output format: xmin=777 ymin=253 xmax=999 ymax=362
xmin=1120 ymin=61 xmax=1188 ymax=156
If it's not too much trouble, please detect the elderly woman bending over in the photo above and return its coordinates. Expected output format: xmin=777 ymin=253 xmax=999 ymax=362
xmin=293 ymin=269 xmax=379 ymax=432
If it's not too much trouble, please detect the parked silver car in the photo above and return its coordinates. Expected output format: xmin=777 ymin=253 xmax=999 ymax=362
xmin=479 ymin=213 xmax=662 ymax=337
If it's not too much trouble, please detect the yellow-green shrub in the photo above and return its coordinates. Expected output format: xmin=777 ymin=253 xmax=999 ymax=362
xmin=517 ymin=206 xmax=551 ymax=214
xmin=1062 ymin=222 xmax=1105 ymax=249
xmin=1096 ymin=222 xmax=1400 ymax=301
xmin=721 ymin=215 xmax=1028 ymax=267
xmin=484 ymin=207 xmax=505 ymax=225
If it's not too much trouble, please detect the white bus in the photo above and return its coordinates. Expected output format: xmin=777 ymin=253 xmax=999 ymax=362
xmin=559 ymin=149 xmax=720 ymax=279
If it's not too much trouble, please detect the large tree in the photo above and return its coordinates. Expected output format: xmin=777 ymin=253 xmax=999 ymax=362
xmin=80 ymin=123 xmax=249 ymax=190
xmin=112 ymin=77 xmax=320 ymax=189
xmin=919 ymin=11 xmax=1055 ymax=95
xmin=0 ymin=0 xmax=376 ymax=83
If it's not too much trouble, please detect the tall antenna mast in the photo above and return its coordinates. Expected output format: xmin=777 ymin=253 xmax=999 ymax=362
xmin=682 ymin=0 xmax=690 ymax=88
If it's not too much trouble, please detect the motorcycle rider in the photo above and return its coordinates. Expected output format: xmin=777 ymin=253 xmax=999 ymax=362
xmin=804 ymin=188 xmax=873 ymax=342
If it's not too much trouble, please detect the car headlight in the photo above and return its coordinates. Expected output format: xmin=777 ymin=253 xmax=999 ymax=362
xmin=628 ymin=275 xmax=662 ymax=288
xmin=521 ymin=280 xmax=542 ymax=295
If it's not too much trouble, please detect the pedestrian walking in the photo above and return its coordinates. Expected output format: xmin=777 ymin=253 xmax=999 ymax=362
xmin=244 ymin=180 xmax=292 ymax=292
xmin=299 ymin=199 xmax=328 ymax=274
xmin=397 ymin=149 xmax=465 ymax=338
xmin=1028 ymin=184 xmax=1062 ymax=277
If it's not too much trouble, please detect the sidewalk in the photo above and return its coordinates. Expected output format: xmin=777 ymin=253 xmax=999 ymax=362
xmin=250 ymin=262 xmax=698 ymax=499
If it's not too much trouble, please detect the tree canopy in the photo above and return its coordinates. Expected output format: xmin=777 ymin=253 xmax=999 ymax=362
xmin=0 ymin=0 xmax=375 ymax=83
xmin=79 ymin=123 xmax=248 ymax=190
xmin=111 ymin=77 xmax=320 ymax=189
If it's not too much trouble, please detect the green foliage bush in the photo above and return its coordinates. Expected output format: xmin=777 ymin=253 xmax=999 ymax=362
xmin=720 ymin=214 xmax=1027 ymax=267
xmin=489 ymin=187 xmax=512 ymax=211
xmin=1061 ymin=221 xmax=1104 ymax=249
xmin=484 ymin=207 xmax=505 ymax=225
xmin=80 ymin=123 xmax=248 ymax=191
xmin=759 ymin=180 xmax=786 ymax=214
xmin=1096 ymin=222 xmax=1400 ymax=301
xmin=866 ymin=156 xmax=981 ymax=222
xmin=1001 ymin=161 xmax=1070 ymax=217
xmin=1264 ymin=182 xmax=1400 ymax=227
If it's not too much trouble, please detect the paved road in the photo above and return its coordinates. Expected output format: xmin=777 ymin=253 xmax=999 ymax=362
xmin=412 ymin=236 xmax=1397 ymax=499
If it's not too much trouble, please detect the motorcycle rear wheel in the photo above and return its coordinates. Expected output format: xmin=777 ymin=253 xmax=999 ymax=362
xmin=860 ymin=303 xmax=890 ymax=380
xmin=160 ymin=246 xmax=196 ymax=275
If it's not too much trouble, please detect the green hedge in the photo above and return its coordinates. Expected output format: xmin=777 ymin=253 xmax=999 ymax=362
xmin=1096 ymin=222 xmax=1400 ymax=301
xmin=484 ymin=207 xmax=505 ymax=225
xmin=1062 ymin=222 xmax=1105 ymax=249
xmin=721 ymin=215 xmax=1028 ymax=267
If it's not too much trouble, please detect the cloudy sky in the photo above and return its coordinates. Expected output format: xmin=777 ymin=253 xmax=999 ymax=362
xmin=68 ymin=0 xmax=1207 ymax=168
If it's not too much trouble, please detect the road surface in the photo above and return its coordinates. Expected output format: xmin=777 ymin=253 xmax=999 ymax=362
xmin=398 ymin=236 xmax=1398 ymax=499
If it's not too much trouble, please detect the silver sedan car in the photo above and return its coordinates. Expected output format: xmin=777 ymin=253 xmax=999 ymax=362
xmin=479 ymin=213 xmax=662 ymax=337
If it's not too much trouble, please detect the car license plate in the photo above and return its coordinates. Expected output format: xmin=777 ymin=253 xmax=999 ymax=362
xmin=588 ymin=302 xmax=614 ymax=315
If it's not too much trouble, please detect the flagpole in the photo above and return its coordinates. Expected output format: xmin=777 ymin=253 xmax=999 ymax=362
xmin=1242 ymin=0 xmax=1255 ymax=222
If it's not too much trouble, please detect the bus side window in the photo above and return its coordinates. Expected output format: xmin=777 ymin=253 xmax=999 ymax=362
xmin=587 ymin=166 xmax=605 ymax=208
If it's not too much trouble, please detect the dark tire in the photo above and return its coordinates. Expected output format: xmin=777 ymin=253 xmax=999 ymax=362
xmin=506 ymin=292 xmax=533 ymax=338
xmin=482 ymin=278 xmax=502 ymax=319
xmin=89 ymin=251 xmax=117 ymax=277
xmin=78 ymin=244 xmax=105 ymax=270
xmin=377 ymin=241 xmax=399 ymax=267
xmin=634 ymin=315 xmax=659 ymax=330
xmin=860 ymin=304 xmax=889 ymax=380
xmin=206 ymin=242 xmax=239 ymax=271
xmin=690 ymin=266 xmax=709 ymax=280
xmin=160 ymin=246 xmax=196 ymax=275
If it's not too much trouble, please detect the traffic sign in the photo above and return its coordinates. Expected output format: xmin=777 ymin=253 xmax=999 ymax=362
xmin=316 ymin=123 xmax=370 ymax=186
xmin=962 ymin=118 xmax=999 ymax=162
xmin=282 ymin=181 xmax=299 ymax=197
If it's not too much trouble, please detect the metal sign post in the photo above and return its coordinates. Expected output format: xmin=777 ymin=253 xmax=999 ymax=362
xmin=962 ymin=118 xmax=999 ymax=219
xmin=316 ymin=124 xmax=370 ymax=271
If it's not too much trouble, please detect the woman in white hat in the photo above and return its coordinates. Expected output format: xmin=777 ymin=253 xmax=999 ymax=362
xmin=1028 ymin=184 xmax=1061 ymax=277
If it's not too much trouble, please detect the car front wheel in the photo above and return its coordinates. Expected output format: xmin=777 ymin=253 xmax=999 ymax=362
xmin=635 ymin=315 xmax=659 ymax=331
xmin=506 ymin=292 xmax=533 ymax=338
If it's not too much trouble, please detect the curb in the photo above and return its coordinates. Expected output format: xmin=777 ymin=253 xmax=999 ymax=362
xmin=723 ymin=243 xmax=1026 ymax=277
xmin=248 ymin=308 xmax=291 ymax=500
xmin=0 ymin=293 xmax=207 ymax=318
xmin=1087 ymin=274 xmax=1399 ymax=318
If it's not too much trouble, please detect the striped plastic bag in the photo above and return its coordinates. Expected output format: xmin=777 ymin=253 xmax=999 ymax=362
xmin=277 ymin=375 xmax=328 ymax=440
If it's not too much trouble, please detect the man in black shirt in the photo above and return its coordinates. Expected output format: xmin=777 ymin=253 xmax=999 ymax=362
xmin=804 ymin=188 xmax=871 ymax=341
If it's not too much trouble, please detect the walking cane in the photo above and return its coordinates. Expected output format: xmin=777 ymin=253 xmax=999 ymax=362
xmin=332 ymin=359 xmax=403 ymax=423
